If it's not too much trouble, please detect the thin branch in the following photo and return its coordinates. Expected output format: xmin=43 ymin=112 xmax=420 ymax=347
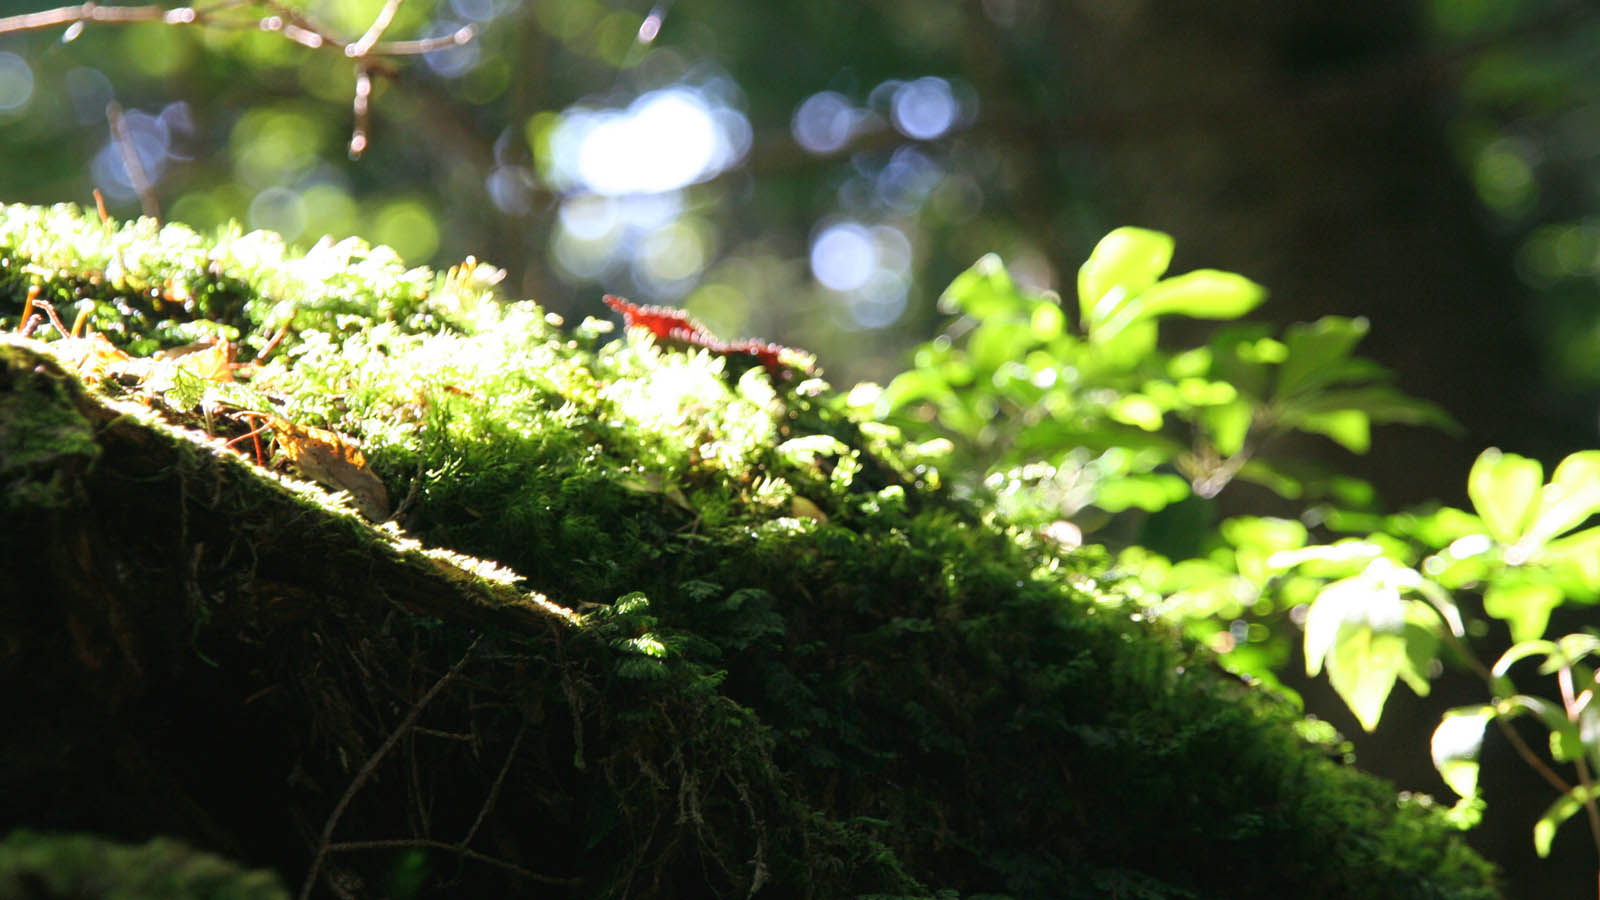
xmin=0 ymin=3 xmax=180 ymax=34
xmin=297 ymin=635 xmax=483 ymax=900
xmin=106 ymin=101 xmax=160 ymax=221
xmin=461 ymin=720 xmax=525 ymax=848
xmin=323 ymin=838 xmax=578 ymax=886
xmin=373 ymin=25 xmax=475 ymax=57
xmin=348 ymin=63 xmax=372 ymax=159
xmin=346 ymin=0 xmax=400 ymax=58
xmin=1493 ymin=716 xmax=1573 ymax=796
xmin=0 ymin=1 xmax=480 ymax=157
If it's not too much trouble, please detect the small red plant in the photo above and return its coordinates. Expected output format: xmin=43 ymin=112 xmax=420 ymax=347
xmin=603 ymin=295 xmax=801 ymax=381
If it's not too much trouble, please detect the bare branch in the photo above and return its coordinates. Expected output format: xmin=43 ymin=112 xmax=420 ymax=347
xmin=374 ymin=25 xmax=475 ymax=57
xmin=106 ymin=101 xmax=161 ymax=221
xmin=348 ymin=63 xmax=372 ymax=159
xmin=298 ymin=635 xmax=483 ymax=900
xmin=0 ymin=3 xmax=174 ymax=35
xmin=0 ymin=1 xmax=481 ymax=165
xmin=346 ymin=0 xmax=400 ymax=58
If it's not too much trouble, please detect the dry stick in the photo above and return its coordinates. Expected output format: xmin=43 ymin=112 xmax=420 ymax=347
xmin=297 ymin=635 xmax=484 ymax=900
xmin=106 ymin=101 xmax=160 ymax=221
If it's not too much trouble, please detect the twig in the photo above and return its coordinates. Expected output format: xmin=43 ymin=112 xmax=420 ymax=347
xmin=461 ymin=720 xmax=525 ymax=848
xmin=322 ymin=838 xmax=578 ymax=886
xmin=371 ymin=25 xmax=474 ymax=56
xmin=0 ymin=1 xmax=480 ymax=157
xmin=0 ymin=2 xmax=185 ymax=34
xmin=345 ymin=0 xmax=400 ymax=58
xmin=298 ymin=635 xmax=483 ymax=900
xmin=348 ymin=63 xmax=372 ymax=159
xmin=106 ymin=101 xmax=160 ymax=221
xmin=1492 ymin=716 xmax=1573 ymax=795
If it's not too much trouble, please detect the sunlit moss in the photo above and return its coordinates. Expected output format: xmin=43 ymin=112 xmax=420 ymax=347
xmin=0 ymin=203 xmax=1501 ymax=898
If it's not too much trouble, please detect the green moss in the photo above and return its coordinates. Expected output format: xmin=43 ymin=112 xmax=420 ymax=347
xmin=0 ymin=830 xmax=289 ymax=900
xmin=0 ymin=338 xmax=101 ymax=509
xmin=0 ymin=203 xmax=1500 ymax=898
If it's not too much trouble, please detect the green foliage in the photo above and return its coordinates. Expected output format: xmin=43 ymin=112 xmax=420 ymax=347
xmin=876 ymin=228 xmax=1450 ymax=538
xmin=879 ymin=227 xmax=1600 ymax=870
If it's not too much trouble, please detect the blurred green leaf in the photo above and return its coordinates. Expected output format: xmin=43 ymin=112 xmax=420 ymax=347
xmin=1221 ymin=516 xmax=1309 ymax=553
xmin=1540 ymin=526 xmax=1600 ymax=590
xmin=1276 ymin=316 xmax=1369 ymax=399
xmin=939 ymin=253 xmax=1025 ymax=318
xmin=1095 ymin=473 xmax=1190 ymax=513
xmin=1200 ymin=400 xmax=1253 ymax=457
xmin=1534 ymin=784 xmax=1600 ymax=858
xmin=1528 ymin=451 xmax=1600 ymax=545
xmin=1468 ymin=448 xmax=1543 ymax=544
xmin=1077 ymin=227 xmax=1173 ymax=336
xmin=1431 ymin=705 xmax=1494 ymax=800
xmin=1290 ymin=408 xmax=1371 ymax=454
xmin=1304 ymin=572 xmax=1409 ymax=730
xmin=1109 ymin=395 xmax=1163 ymax=431
xmin=1284 ymin=386 xmax=1458 ymax=431
xmin=1483 ymin=581 xmax=1562 ymax=643
xmin=1138 ymin=269 xmax=1266 ymax=321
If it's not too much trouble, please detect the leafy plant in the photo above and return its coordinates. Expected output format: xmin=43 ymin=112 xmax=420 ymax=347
xmin=880 ymin=228 xmax=1600 ymax=876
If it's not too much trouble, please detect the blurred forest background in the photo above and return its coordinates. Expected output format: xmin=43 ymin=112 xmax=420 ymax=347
xmin=3 ymin=0 xmax=1600 ymax=894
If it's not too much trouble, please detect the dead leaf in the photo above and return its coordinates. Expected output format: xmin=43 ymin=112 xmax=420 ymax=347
xmin=272 ymin=417 xmax=391 ymax=521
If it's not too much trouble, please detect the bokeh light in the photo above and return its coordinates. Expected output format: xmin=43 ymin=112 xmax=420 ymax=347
xmin=810 ymin=221 xmax=913 ymax=328
xmin=0 ymin=53 xmax=34 ymax=112
xmin=891 ymin=76 xmax=956 ymax=140
xmin=548 ymin=85 xmax=750 ymax=196
xmin=792 ymin=91 xmax=860 ymax=155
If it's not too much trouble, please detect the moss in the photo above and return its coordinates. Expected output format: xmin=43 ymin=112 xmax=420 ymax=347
xmin=0 ymin=203 xmax=1499 ymax=898
xmin=0 ymin=830 xmax=289 ymax=900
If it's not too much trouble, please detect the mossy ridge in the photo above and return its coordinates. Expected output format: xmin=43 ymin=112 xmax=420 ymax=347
xmin=0 ymin=203 xmax=1498 ymax=897
xmin=0 ymin=337 xmax=921 ymax=899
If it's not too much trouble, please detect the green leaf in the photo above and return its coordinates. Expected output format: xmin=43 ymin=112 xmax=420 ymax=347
xmin=1290 ymin=408 xmax=1370 ymax=453
xmin=1483 ymin=581 xmax=1562 ymax=643
xmin=1221 ymin=516 xmax=1309 ymax=553
xmin=1090 ymin=316 xmax=1158 ymax=370
xmin=1109 ymin=395 xmax=1164 ymax=431
xmin=1276 ymin=316 xmax=1369 ymax=399
xmin=1201 ymin=399 xmax=1254 ymax=457
xmin=1540 ymin=526 xmax=1600 ymax=590
xmin=1030 ymin=299 xmax=1065 ymax=339
xmin=1303 ymin=573 xmax=1409 ymax=730
xmin=1535 ymin=784 xmax=1600 ymax=857
xmin=1431 ymin=705 xmax=1495 ymax=800
xmin=1468 ymin=448 xmax=1543 ymax=544
xmin=969 ymin=319 xmax=1035 ymax=375
xmin=1095 ymin=473 xmax=1190 ymax=513
xmin=1528 ymin=451 xmax=1600 ymax=545
xmin=1137 ymin=269 xmax=1267 ymax=320
xmin=1493 ymin=640 xmax=1561 ymax=681
xmin=1077 ymin=227 xmax=1173 ymax=332
xmin=1285 ymin=386 xmax=1458 ymax=431
xmin=939 ymin=253 xmax=1025 ymax=318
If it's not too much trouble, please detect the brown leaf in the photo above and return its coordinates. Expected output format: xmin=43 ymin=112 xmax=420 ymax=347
xmin=271 ymin=417 xmax=391 ymax=521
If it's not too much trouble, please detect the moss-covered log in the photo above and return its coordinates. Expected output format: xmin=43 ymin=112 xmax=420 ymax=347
xmin=1 ymin=204 xmax=1497 ymax=898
